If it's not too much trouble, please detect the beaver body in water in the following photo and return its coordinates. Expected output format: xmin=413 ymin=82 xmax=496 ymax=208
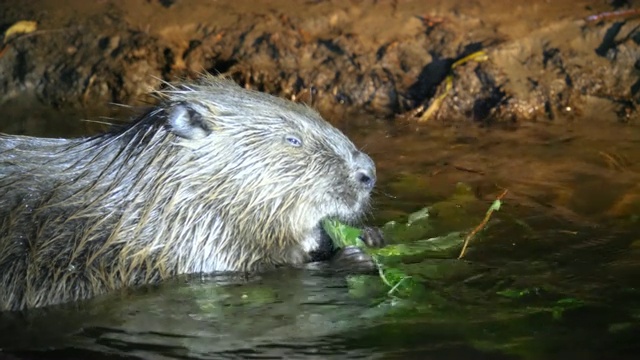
xmin=0 ymin=76 xmax=381 ymax=311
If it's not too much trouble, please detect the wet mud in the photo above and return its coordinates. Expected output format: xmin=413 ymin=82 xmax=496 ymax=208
xmin=2 ymin=2 xmax=640 ymax=360
xmin=2 ymin=0 xmax=640 ymax=123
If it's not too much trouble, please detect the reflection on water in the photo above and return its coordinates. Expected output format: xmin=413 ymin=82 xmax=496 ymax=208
xmin=1 ymin=104 xmax=640 ymax=359
xmin=2 ymin=271 xmax=384 ymax=359
xmin=95 ymin=272 xmax=381 ymax=359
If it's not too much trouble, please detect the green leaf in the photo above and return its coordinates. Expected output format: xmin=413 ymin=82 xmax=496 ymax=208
xmin=321 ymin=219 xmax=363 ymax=248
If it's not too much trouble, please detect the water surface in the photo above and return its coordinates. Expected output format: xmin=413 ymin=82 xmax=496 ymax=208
xmin=1 ymin=104 xmax=639 ymax=359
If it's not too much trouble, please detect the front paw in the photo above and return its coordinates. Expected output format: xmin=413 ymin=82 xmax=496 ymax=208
xmin=329 ymin=245 xmax=379 ymax=274
xmin=358 ymin=226 xmax=385 ymax=248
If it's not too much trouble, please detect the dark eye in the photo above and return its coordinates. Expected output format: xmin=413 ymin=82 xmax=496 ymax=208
xmin=285 ymin=135 xmax=303 ymax=147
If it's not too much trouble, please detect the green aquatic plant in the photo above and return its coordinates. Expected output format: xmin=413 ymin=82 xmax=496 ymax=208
xmin=322 ymin=182 xmax=510 ymax=298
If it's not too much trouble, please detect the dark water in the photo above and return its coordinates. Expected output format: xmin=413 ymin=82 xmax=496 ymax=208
xmin=1 ymin=102 xmax=640 ymax=360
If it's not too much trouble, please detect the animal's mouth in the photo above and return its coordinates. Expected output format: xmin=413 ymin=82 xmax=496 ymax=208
xmin=323 ymin=205 xmax=365 ymax=227
xmin=318 ymin=213 xmax=362 ymax=240
xmin=314 ymin=189 xmax=371 ymax=247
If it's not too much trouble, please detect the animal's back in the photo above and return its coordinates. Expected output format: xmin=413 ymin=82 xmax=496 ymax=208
xmin=0 ymin=129 xmax=177 ymax=310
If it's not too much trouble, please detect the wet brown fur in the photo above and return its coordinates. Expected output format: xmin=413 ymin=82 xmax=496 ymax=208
xmin=0 ymin=75 xmax=376 ymax=311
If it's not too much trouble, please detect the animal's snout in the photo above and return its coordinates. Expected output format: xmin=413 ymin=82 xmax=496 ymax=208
xmin=355 ymin=169 xmax=375 ymax=190
xmin=353 ymin=151 xmax=376 ymax=191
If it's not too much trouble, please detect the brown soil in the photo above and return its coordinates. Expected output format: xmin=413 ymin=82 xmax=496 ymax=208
xmin=1 ymin=0 xmax=640 ymax=124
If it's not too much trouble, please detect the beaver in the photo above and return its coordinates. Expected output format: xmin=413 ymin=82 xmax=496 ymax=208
xmin=0 ymin=75 xmax=383 ymax=311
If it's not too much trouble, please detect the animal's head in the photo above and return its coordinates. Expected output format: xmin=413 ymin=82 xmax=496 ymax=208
xmin=158 ymin=76 xmax=376 ymax=239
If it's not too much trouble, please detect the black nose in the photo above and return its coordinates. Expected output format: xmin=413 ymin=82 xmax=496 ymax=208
xmin=355 ymin=169 xmax=375 ymax=189
xmin=353 ymin=152 xmax=376 ymax=190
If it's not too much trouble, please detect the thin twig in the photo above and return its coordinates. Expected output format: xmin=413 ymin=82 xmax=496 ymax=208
xmin=586 ymin=8 xmax=640 ymax=23
xmin=387 ymin=276 xmax=412 ymax=296
xmin=376 ymin=262 xmax=412 ymax=297
xmin=458 ymin=189 xmax=509 ymax=259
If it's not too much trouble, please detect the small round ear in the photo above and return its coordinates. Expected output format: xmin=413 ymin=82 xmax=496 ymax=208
xmin=166 ymin=102 xmax=212 ymax=140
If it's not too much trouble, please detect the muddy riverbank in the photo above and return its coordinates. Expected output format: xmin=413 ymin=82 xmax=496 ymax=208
xmin=2 ymin=3 xmax=640 ymax=360
xmin=2 ymin=0 xmax=640 ymax=124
